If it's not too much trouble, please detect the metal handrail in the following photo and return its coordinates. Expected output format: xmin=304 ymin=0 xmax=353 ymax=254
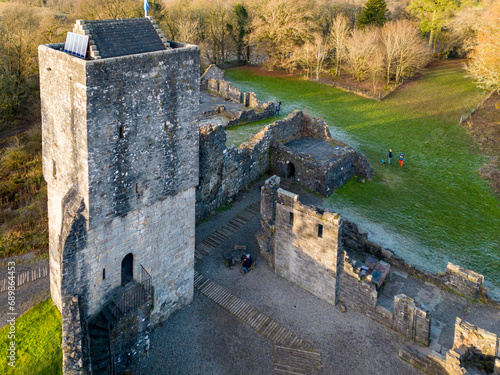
xmin=110 ymin=265 xmax=153 ymax=327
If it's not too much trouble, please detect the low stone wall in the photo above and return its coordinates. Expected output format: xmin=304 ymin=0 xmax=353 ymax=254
xmin=62 ymin=296 xmax=84 ymax=375
xmin=200 ymin=64 xmax=224 ymax=90
xmin=226 ymin=103 xmax=275 ymax=128
xmin=341 ymin=220 xmax=489 ymax=301
xmin=394 ymin=294 xmax=431 ymax=346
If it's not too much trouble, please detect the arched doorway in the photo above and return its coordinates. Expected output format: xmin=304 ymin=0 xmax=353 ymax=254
xmin=286 ymin=162 xmax=295 ymax=178
xmin=121 ymin=253 xmax=133 ymax=286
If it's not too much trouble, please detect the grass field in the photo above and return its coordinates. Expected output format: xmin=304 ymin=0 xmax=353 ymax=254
xmin=0 ymin=298 xmax=62 ymax=374
xmin=225 ymin=61 xmax=500 ymax=298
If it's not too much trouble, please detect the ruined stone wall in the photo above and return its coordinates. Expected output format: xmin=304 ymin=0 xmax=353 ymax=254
xmin=338 ymin=260 xmax=378 ymax=311
xmin=393 ymin=294 xmax=431 ymax=346
xmin=197 ymin=111 xmax=309 ymax=220
xmin=341 ymin=220 xmax=488 ymax=301
xmin=445 ymin=263 xmax=484 ymax=300
xmin=445 ymin=317 xmax=500 ymax=375
xmin=270 ymin=142 xmax=358 ymax=197
xmin=257 ymin=176 xmax=280 ymax=265
xmin=200 ymin=64 xmax=224 ymax=90
xmin=273 ymin=189 xmax=343 ymax=305
xmin=40 ymin=42 xmax=199 ymax=323
xmin=226 ymin=103 xmax=275 ymax=128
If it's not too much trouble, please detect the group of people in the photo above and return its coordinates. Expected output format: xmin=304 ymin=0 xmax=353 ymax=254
xmin=382 ymin=149 xmax=404 ymax=167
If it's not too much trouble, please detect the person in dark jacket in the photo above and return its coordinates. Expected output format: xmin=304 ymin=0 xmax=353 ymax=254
xmin=241 ymin=254 xmax=253 ymax=273
xmin=387 ymin=149 xmax=393 ymax=165
xmin=275 ymin=100 xmax=281 ymax=116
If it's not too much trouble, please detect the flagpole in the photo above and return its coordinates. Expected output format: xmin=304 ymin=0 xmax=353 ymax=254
xmin=144 ymin=0 xmax=149 ymax=17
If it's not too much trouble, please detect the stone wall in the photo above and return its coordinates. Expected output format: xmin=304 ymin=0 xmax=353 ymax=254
xmin=39 ymin=41 xmax=199 ymax=324
xmin=338 ymin=260 xmax=378 ymax=311
xmin=393 ymin=294 xmax=431 ymax=346
xmin=197 ymin=111 xmax=306 ymax=220
xmin=273 ymin=189 xmax=343 ymax=305
xmin=399 ymin=345 xmax=448 ymax=375
xmin=445 ymin=317 xmax=500 ymax=375
xmin=257 ymin=175 xmax=280 ymax=265
xmin=445 ymin=263 xmax=484 ymax=300
xmin=61 ymin=296 xmax=84 ymax=375
xmin=226 ymin=103 xmax=275 ymax=128
xmin=200 ymin=64 xmax=224 ymax=90
xmin=341 ymin=220 xmax=488 ymax=301
xmin=110 ymin=301 xmax=151 ymax=375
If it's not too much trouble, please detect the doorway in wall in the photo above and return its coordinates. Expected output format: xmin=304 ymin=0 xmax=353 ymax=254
xmin=286 ymin=162 xmax=295 ymax=178
xmin=121 ymin=253 xmax=133 ymax=286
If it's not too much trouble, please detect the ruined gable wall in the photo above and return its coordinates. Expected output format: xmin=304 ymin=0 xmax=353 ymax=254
xmin=273 ymin=189 xmax=343 ymax=305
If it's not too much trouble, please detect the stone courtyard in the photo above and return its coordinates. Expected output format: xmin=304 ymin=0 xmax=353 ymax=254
xmin=132 ymin=177 xmax=500 ymax=375
xmin=132 ymin=179 xmax=423 ymax=375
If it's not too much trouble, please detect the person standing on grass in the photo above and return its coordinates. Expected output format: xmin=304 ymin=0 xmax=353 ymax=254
xmin=387 ymin=149 xmax=393 ymax=165
xmin=398 ymin=152 xmax=404 ymax=167
xmin=275 ymin=100 xmax=281 ymax=116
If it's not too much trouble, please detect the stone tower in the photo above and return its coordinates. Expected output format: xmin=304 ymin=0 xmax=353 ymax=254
xmin=38 ymin=18 xmax=200 ymax=326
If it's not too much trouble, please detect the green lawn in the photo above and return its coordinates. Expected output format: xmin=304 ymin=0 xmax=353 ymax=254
xmin=225 ymin=63 xmax=500 ymax=297
xmin=0 ymin=298 xmax=62 ymax=374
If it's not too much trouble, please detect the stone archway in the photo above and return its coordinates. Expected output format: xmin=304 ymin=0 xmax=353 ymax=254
xmin=121 ymin=253 xmax=133 ymax=286
xmin=287 ymin=162 xmax=295 ymax=178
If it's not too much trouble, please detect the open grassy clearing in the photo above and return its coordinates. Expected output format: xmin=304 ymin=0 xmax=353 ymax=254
xmin=0 ymin=298 xmax=62 ymax=374
xmin=225 ymin=62 xmax=500 ymax=298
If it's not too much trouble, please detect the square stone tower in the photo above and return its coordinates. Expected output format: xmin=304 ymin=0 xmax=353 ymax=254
xmin=39 ymin=18 xmax=200 ymax=324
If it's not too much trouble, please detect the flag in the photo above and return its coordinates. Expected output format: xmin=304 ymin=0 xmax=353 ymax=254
xmin=144 ymin=0 xmax=149 ymax=12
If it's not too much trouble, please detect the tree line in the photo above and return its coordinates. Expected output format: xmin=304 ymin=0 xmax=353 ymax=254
xmin=0 ymin=0 xmax=499 ymax=123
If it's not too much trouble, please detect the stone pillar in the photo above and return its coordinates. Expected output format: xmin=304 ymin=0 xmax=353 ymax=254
xmin=256 ymin=175 xmax=280 ymax=266
xmin=393 ymin=294 xmax=430 ymax=346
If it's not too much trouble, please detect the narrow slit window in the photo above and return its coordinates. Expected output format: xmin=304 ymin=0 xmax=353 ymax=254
xmin=318 ymin=224 xmax=323 ymax=238
xmin=289 ymin=212 xmax=294 ymax=225
xmin=52 ymin=159 xmax=57 ymax=180
xmin=119 ymin=125 xmax=124 ymax=139
xmin=103 ymin=268 xmax=106 ymax=280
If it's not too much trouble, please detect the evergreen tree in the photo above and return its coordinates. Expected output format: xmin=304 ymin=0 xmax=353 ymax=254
xmin=357 ymin=0 xmax=390 ymax=28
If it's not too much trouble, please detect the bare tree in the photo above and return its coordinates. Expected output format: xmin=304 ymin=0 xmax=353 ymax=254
xmin=343 ymin=27 xmax=380 ymax=82
xmin=466 ymin=0 xmax=500 ymax=93
xmin=249 ymin=0 xmax=314 ymax=70
xmin=381 ymin=20 xmax=430 ymax=84
xmin=329 ymin=14 xmax=350 ymax=77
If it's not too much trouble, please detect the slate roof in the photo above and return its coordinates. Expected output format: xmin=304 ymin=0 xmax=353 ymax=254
xmin=84 ymin=18 xmax=168 ymax=59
